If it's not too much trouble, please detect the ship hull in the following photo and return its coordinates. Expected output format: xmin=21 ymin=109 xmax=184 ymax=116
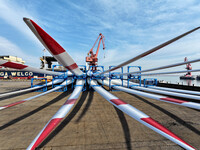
xmin=0 ymin=70 xmax=45 ymax=79
xmin=180 ymin=76 xmax=195 ymax=80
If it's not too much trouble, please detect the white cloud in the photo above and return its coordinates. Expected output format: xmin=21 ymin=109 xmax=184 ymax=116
xmin=0 ymin=36 xmax=39 ymax=67
xmin=97 ymin=0 xmax=138 ymax=18
xmin=0 ymin=0 xmax=42 ymax=47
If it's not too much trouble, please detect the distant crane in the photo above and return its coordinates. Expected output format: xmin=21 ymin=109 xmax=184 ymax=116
xmin=86 ymin=33 xmax=105 ymax=71
xmin=184 ymin=57 xmax=192 ymax=76
xmin=180 ymin=57 xmax=195 ymax=80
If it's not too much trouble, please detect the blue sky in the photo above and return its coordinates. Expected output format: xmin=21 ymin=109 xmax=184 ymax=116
xmin=0 ymin=0 xmax=200 ymax=74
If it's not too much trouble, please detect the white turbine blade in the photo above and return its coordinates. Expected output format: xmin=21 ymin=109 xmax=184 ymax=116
xmin=23 ymin=18 xmax=83 ymax=76
xmin=27 ymin=79 xmax=85 ymax=150
xmin=101 ymin=79 xmax=200 ymax=110
xmin=0 ymin=79 xmax=64 ymax=98
xmin=96 ymin=26 xmax=200 ymax=75
xmin=0 ymin=59 xmax=63 ymax=76
xmin=132 ymin=69 xmax=200 ymax=76
xmin=130 ymin=86 xmax=200 ymax=101
xmin=123 ymin=79 xmax=200 ymax=96
xmin=117 ymin=58 xmax=200 ymax=76
xmin=0 ymin=79 xmax=73 ymax=110
xmin=89 ymin=79 xmax=195 ymax=150
xmin=149 ymin=86 xmax=200 ymax=96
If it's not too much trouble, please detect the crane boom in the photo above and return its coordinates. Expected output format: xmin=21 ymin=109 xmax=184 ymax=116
xmin=86 ymin=33 xmax=105 ymax=70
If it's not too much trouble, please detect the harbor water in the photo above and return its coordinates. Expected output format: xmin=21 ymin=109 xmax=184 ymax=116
xmin=142 ymin=75 xmax=200 ymax=87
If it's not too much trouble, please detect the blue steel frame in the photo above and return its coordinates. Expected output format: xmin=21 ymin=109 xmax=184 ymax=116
xmin=31 ymin=78 xmax=47 ymax=92
xmin=52 ymin=78 xmax=69 ymax=92
xmin=127 ymin=66 xmax=141 ymax=88
xmin=72 ymin=65 xmax=87 ymax=91
xmin=52 ymin=64 xmax=68 ymax=92
xmin=109 ymin=66 xmax=123 ymax=91
xmin=89 ymin=65 xmax=105 ymax=89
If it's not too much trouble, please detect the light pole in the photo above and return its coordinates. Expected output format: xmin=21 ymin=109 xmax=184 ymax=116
xmin=43 ymin=49 xmax=46 ymax=70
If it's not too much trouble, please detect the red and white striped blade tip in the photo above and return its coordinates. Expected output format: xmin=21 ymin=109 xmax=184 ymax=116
xmin=23 ymin=17 xmax=82 ymax=76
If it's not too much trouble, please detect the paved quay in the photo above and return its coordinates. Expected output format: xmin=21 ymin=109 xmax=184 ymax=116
xmin=0 ymin=81 xmax=199 ymax=149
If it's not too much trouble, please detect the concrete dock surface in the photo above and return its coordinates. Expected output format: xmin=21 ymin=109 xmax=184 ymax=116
xmin=0 ymin=81 xmax=199 ymax=150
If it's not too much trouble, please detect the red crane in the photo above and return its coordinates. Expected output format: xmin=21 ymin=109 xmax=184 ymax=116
xmin=86 ymin=33 xmax=105 ymax=70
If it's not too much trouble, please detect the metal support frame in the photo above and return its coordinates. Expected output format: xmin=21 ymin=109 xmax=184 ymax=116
xmin=143 ymin=78 xmax=157 ymax=87
xmin=109 ymin=66 xmax=123 ymax=91
xmin=52 ymin=79 xmax=69 ymax=92
xmin=52 ymin=64 xmax=68 ymax=92
xmin=89 ymin=65 xmax=105 ymax=89
xmin=73 ymin=75 xmax=87 ymax=91
xmin=31 ymin=78 xmax=47 ymax=92
xmin=127 ymin=66 xmax=141 ymax=88
xmin=71 ymin=65 xmax=87 ymax=91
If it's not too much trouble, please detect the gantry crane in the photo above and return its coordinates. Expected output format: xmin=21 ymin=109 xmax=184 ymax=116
xmin=86 ymin=33 xmax=105 ymax=70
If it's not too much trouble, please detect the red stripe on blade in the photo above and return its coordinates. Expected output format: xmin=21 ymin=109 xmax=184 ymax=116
xmin=160 ymin=97 xmax=187 ymax=104
xmin=65 ymin=63 xmax=78 ymax=71
xmin=141 ymin=117 xmax=194 ymax=149
xmin=64 ymin=99 xmax=77 ymax=105
xmin=4 ymin=100 xmax=26 ymax=108
xmin=30 ymin=20 xmax=65 ymax=55
xmin=31 ymin=118 xmax=63 ymax=150
xmin=1 ymin=62 xmax=28 ymax=69
xmin=110 ymin=99 xmax=127 ymax=105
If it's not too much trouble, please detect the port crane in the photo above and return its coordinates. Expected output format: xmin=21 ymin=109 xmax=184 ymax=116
xmin=185 ymin=57 xmax=192 ymax=76
xmin=86 ymin=33 xmax=105 ymax=70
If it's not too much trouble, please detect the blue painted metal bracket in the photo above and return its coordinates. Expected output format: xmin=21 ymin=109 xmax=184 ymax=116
xmin=52 ymin=78 xmax=70 ymax=92
xmin=109 ymin=66 xmax=123 ymax=91
xmin=88 ymin=65 xmax=105 ymax=90
xmin=52 ymin=64 xmax=68 ymax=92
xmin=127 ymin=66 xmax=141 ymax=88
xmin=70 ymin=65 xmax=87 ymax=91
xmin=143 ymin=78 xmax=157 ymax=87
xmin=73 ymin=73 xmax=87 ymax=91
xmin=31 ymin=78 xmax=47 ymax=92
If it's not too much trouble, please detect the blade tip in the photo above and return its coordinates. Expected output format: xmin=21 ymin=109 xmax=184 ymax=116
xmin=23 ymin=17 xmax=31 ymax=22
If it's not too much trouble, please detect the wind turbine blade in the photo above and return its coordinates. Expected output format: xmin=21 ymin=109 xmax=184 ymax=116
xmin=0 ymin=79 xmax=73 ymax=110
xmin=102 ymin=79 xmax=200 ymax=110
xmin=116 ymin=58 xmax=200 ymax=76
xmin=0 ymin=79 xmax=63 ymax=98
xmin=89 ymin=79 xmax=195 ymax=149
xmin=131 ymin=69 xmax=200 ymax=76
xmin=130 ymin=86 xmax=200 ymax=101
xmin=149 ymin=86 xmax=200 ymax=96
xmin=122 ymin=79 xmax=200 ymax=96
xmin=23 ymin=18 xmax=82 ymax=76
xmin=97 ymin=26 xmax=200 ymax=75
xmin=27 ymin=79 xmax=85 ymax=150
